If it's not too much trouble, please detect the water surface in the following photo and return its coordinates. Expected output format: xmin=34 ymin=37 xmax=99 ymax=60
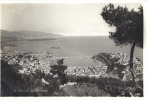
xmin=4 ymin=36 xmax=143 ymax=67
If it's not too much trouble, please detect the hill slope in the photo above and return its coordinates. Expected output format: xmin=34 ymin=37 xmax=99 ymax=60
xmin=18 ymin=30 xmax=62 ymax=38
xmin=1 ymin=30 xmax=62 ymax=40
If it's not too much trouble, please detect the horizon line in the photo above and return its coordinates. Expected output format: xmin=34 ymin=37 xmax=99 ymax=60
xmin=1 ymin=29 xmax=110 ymax=36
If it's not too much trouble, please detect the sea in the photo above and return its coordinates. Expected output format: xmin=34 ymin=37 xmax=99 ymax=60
xmin=3 ymin=36 xmax=143 ymax=67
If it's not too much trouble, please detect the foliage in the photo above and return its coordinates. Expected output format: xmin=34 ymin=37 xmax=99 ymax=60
xmin=100 ymin=3 xmax=143 ymax=86
xmin=62 ymin=82 xmax=110 ymax=96
xmin=1 ymin=60 xmax=60 ymax=96
xmin=101 ymin=3 xmax=143 ymax=48
xmin=50 ymin=63 xmax=68 ymax=85
xmin=66 ymin=75 xmax=143 ymax=97
xmin=1 ymin=59 xmax=143 ymax=97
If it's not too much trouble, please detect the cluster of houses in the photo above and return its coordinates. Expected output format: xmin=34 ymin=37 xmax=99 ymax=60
xmin=65 ymin=52 xmax=143 ymax=81
xmin=110 ymin=53 xmax=143 ymax=81
xmin=66 ymin=65 xmax=108 ymax=77
xmin=1 ymin=51 xmax=143 ymax=82
xmin=1 ymin=51 xmax=55 ymax=74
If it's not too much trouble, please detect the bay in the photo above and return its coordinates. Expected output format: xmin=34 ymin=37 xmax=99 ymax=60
xmin=4 ymin=36 xmax=143 ymax=67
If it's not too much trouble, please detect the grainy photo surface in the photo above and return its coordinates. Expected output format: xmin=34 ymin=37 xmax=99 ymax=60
xmin=0 ymin=3 xmax=143 ymax=97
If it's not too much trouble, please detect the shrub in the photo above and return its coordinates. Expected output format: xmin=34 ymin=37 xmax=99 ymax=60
xmin=66 ymin=74 xmax=143 ymax=96
xmin=1 ymin=60 xmax=61 ymax=96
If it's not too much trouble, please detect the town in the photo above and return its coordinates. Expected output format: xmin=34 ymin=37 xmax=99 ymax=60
xmin=1 ymin=51 xmax=143 ymax=82
xmin=1 ymin=51 xmax=55 ymax=74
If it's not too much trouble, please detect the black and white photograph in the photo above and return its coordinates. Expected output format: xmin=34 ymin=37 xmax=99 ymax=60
xmin=0 ymin=0 xmax=145 ymax=97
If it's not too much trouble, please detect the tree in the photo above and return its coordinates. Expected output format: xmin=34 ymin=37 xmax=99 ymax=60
xmin=50 ymin=59 xmax=68 ymax=85
xmin=101 ymin=3 xmax=143 ymax=86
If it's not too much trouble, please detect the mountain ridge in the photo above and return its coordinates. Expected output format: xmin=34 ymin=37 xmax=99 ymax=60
xmin=1 ymin=29 xmax=62 ymax=39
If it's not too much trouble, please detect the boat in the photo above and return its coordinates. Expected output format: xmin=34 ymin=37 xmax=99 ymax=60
xmin=51 ymin=47 xmax=60 ymax=49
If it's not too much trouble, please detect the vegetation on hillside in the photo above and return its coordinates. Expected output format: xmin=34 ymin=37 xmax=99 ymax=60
xmin=66 ymin=75 xmax=143 ymax=97
xmin=1 ymin=60 xmax=61 ymax=96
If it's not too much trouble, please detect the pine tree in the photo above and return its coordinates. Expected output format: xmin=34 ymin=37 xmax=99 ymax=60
xmin=101 ymin=3 xmax=143 ymax=86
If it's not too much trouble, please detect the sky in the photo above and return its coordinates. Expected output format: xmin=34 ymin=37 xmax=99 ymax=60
xmin=1 ymin=3 xmax=141 ymax=36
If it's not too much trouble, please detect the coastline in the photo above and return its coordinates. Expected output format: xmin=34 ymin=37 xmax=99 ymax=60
xmin=1 ymin=51 xmax=143 ymax=81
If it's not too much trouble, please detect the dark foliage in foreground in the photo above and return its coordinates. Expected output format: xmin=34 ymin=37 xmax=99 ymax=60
xmin=66 ymin=75 xmax=143 ymax=97
xmin=61 ymin=82 xmax=111 ymax=96
xmin=1 ymin=60 xmax=61 ymax=96
xmin=50 ymin=64 xmax=68 ymax=85
xmin=1 ymin=59 xmax=143 ymax=97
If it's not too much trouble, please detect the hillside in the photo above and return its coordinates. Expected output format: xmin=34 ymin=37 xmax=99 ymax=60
xmin=19 ymin=30 xmax=62 ymax=38
xmin=1 ymin=30 xmax=62 ymax=40
xmin=1 ymin=30 xmax=23 ymax=42
xmin=1 ymin=30 xmax=62 ymax=51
